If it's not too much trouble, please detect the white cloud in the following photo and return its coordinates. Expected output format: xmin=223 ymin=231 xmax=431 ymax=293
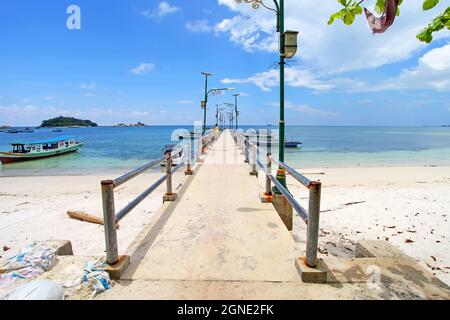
xmin=420 ymin=43 xmax=450 ymax=71
xmin=22 ymin=98 xmax=32 ymax=103
xmin=85 ymin=92 xmax=97 ymax=97
xmin=24 ymin=105 xmax=37 ymax=111
xmin=222 ymin=43 xmax=450 ymax=93
xmin=366 ymin=44 xmax=450 ymax=92
xmin=222 ymin=67 xmax=365 ymax=92
xmin=142 ymin=2 xmax=180 ymax=19
xmin=359 ymin=99 xmax=374 ymax=105
xmin=270 ymin=101 xmax=338 ymax=117
xmin=186 ymin=20 xmax=214 ymax=33
xmin=81 ymin=82 xmax=96 ymax=90
xmin=177 ymin=100 xmax=194 ymax=104
xmin=44 ymin=95 xmax=55 ymax=100
xmin=131 ymin=63 xmax=155 ymax=75
xmin=130 ymin=111 xmax=150 ymax=117
xmin=215 ymin=0 xmax=450 ymax=73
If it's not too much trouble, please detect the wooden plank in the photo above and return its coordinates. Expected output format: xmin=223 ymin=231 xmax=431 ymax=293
xmin=67 ymin=211 xmax=119 ymax=229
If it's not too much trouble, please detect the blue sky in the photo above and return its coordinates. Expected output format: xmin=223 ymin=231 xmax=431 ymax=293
xmin=0 ymin=0 xmax=449 ymax=126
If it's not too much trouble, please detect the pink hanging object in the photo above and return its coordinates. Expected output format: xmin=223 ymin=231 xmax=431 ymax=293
xmin=364 ymin=0 xmax=400 ymax=33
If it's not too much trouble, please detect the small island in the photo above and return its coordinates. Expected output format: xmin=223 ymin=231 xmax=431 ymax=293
xmin=40 ymin=116 xmax=98 ymax=128
xmin=114 ymin=122 xmax=148 ymax=127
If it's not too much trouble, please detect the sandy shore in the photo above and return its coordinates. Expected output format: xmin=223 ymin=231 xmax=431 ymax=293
xmin=0 ymin=170 xmax=187 ymax=260
xmin=1 ymin=166 xmax=449 ymax=286
xmin=288 ymin=166 xmax=450 ymax=286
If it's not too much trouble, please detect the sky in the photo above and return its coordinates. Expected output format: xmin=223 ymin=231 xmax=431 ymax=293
xmin=0 ymin=0 xmax=449 ymax=126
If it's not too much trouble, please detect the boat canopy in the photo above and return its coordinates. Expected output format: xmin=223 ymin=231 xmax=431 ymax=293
xmin=10 ymin=136 xmax=76 ymax=146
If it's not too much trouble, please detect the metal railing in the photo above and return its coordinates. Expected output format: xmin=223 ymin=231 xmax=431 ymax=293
xmin=235 ymin=132 xmax=322 ymax=268
xmin=101 ymin=131 xmax=219 ymax=265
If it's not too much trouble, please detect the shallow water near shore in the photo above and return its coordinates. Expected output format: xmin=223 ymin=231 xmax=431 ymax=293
xmin=1 ymin=126 xmax=450 ymax=176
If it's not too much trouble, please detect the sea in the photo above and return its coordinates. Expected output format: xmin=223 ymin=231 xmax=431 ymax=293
xmin=1 ymin=126 xmax=450 ymax=177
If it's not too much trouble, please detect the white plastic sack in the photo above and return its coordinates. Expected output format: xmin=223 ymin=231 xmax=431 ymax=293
xmin=4 ymin=280 xmax=65 ymax=300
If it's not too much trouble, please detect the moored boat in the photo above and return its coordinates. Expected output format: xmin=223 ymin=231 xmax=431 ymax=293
xmin=0 ymin=136 xmax=83 ymax=164
xmin=284 ymin=136 xmax=302 ymax=148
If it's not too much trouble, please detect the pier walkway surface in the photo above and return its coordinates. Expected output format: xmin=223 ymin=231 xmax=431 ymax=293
xmin=101 ymin=130 xmax=450 ymax=300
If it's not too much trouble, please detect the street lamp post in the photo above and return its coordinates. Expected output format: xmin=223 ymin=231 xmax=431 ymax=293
xmin=200 ymin=73 xmax=235 ymax=135
xmin=201 ymin=72 xmax=212 ymax=135
xmin=236 ymin=0 xmax=299 ymax=193
xmin=215 ymin=105 xmax=219 ymax=128
xmin=218 ymin=103 xmax=238 ymax=130
xmin=233 ymin=93 xmax=240 ymax=130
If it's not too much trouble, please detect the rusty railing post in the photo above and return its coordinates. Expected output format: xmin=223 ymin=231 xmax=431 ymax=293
xmin=250 ymin=142 xmax=258 ymax=176
xmin=244 ymin=136 xmax=249 ymax=163
xmin=185 ymin=143 xmax=193 ymax=175
xmin=163 ymin=154 xmax=177 ymax=202
xmin=265 ymin=154 xmax=272 ymax=195
xmin=101 ymin=180 xmax=119 ymax=265
xmin=306 ymin=181 xmax=322 ymax=268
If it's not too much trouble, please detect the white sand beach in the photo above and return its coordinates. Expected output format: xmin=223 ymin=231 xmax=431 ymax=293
xmin=289 ymin=166 xmax=450 ymax=286
xmin=1 ymin=166 xmax=449 ymax=285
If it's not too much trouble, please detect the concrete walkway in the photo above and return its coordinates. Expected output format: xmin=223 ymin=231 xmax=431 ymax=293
xmin=121 ymin=130 xmax=299 ymax=282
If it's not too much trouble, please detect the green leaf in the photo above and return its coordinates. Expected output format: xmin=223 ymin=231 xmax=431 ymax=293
xmin=328 ymin=11 xmax=343 ymax=25
xmin=416 ymin=7 xmax=450 ymax=43
xmin=375 ymin=0 xmax=385 ymax=14
xmin=423 ymin=0 xmax=440 ymax=11
xmin=343 ymin=10 xmax=356 ymax=25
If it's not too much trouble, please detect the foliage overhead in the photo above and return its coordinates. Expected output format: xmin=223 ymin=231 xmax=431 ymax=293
xmin=328 ymin=0 xmax=449 ymax=43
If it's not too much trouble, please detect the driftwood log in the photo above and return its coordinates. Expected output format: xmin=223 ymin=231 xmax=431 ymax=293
xmin=67 ymin=211 xmax=119 ymax=229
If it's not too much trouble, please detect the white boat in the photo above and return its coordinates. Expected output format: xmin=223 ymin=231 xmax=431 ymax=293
xmin=0 ymin=136 xmax=83 ymax=164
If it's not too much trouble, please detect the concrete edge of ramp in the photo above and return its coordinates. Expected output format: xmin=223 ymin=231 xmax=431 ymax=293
xmin=100 ymin=278 xmax=450 ymax=300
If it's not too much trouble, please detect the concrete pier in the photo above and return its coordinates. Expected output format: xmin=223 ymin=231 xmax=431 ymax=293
xmin=101 ymin=130 xmax=450 ymax=300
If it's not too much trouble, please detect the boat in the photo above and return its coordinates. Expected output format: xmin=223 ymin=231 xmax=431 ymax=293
xmin=284 ymin=136 xmax=302 ymax=148
xmin=0 ymin=136 xmax=83 ymax=164
xmin=0 ymin=125 xmax=11 ymax=132
xmin=22 ymin=127 xmax=34 ymax=133
xmin=52 ymin=128 xmax=63 ymax=132
xmin=160 ymin=144 xmax=185 ymax=167
xmin=6 ymin=129 xmax=20 ymax=134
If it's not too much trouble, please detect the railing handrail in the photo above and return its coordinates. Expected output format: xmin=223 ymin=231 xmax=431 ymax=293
xmin=102 ymin=132 xmax=220 ymax=265
xmin=113 ymin=156 xmax=165 ymax=188
xmin=236 ymin=132 xmax=322 ymax=268
xmin=115 ymin=173 xmax=169 ymax=222
xmin=268 ymin=155 xmax=311 ymax=188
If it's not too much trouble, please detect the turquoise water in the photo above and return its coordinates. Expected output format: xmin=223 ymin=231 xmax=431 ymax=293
xmin=1 ymin=126 xmax=450 ymax=176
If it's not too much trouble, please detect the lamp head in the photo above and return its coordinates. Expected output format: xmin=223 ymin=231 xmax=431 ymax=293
xmin=282 ymin=30 xmax=299 ymax=59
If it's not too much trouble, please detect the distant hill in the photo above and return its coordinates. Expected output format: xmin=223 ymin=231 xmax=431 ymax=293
xmin=40 ymin=116 xmax=98 ymax=127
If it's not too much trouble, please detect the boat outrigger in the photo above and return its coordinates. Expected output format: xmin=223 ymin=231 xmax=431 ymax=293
xmin=0 ymin=136 xmax=83 ymax=164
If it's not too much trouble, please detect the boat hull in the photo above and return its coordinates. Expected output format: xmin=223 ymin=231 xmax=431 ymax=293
xmin=0 ymin=145 xmax=82 ymax=164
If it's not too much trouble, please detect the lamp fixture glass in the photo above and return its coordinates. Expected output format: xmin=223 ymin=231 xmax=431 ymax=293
xmin=283 ymin=30 xmax=299 ymax=59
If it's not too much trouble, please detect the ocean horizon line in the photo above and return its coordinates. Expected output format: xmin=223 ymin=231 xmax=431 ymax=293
xmin=4 ymin=124 xmax=450 ymax=128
